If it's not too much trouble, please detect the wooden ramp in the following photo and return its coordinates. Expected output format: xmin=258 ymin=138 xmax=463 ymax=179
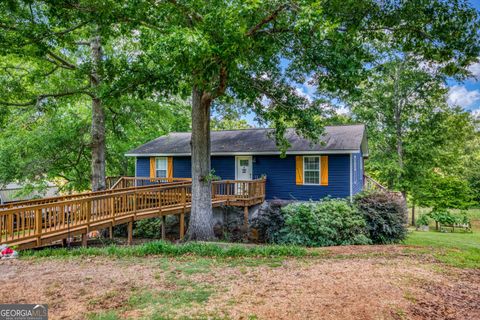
xmin=0 ymin=179 xmax=266 ymax=250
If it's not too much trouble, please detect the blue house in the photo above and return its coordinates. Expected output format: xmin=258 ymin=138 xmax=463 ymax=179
xmin=125 ymin=125 xmax=368 ymax=201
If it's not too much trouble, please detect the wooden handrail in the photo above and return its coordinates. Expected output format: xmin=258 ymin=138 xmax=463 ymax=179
xmin=0 ymin=180 xmax=191 ymax=210
xmin=0 ymin=178 xmax=266 ymax=248
xmin=109 ymin=177 xmax=192 ymax=190
xmin=363 ymin=174 xmax=388 ymax=191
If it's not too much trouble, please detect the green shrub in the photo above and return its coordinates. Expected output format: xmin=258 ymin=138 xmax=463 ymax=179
xmin=275 ymin=199 xmax=371 ymax=247
xmin=415 ymin=214 xmax=430 ymax=227
xmin=429 ymin=209 xmax=456 ymax=225
xmin=428 ymin=209 xmax=471 ymax=226
xmin=134 ymin=218 xmax=163 ymax=238
xmin=355 ymin=191 xmax=408 ymax=244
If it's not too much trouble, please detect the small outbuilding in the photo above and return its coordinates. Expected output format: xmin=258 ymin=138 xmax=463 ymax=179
xmin=0 ymin=183 xmax=58 ymax=205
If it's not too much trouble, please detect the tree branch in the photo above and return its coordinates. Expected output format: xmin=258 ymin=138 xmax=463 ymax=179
xmin=0 ymin=87 xmax=93 ymax=107
xmin=46 ymin=50 xmax=77 ymax=70
xmin=54 ymin=21 xmax=88 ymax=36
xmin=164 ymin=0 xmax=203 ymax=25
xmin=212 ymin=66 xmax=228 ymax=99
xmin=246 ymin=4 xmax=288 ymax=36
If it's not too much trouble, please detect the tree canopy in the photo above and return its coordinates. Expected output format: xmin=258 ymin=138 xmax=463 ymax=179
xmin=1 ymin=0 xmax=479 ymax=239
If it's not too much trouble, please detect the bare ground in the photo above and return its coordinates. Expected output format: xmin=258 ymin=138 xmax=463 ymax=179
xmin=1 ymin=246 xmax=479 ymax=320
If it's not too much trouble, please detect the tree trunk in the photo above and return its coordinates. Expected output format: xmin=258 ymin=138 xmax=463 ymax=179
xmin=186 ymin=85 xmax=215 ymax=240
xmin=90 ymin=33 xmax=106 ymax=191
xmin=411 ymin=201 xmax=416 ymax=226
xmin=393 ymin=65 xmax=404 ymax=173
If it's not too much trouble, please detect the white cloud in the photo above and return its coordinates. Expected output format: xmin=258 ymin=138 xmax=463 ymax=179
xmin=336 ymin=106 xmax=349 ymax=115
xmin=295 ymin=87 xmax=313 ymax=102
xmin=472 ymin=109 xmax=480 ymax=119
xmin=447 ymin=85 xmax=480 ymax=108
xmin=468 ymin=62 xmax=480 ymax=79
xmin=294 ymin=77 xmax=316 ymax=102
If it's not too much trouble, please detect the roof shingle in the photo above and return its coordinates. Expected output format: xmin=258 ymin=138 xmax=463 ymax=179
xmin=126 ymin=125 xmax=367 ymax=156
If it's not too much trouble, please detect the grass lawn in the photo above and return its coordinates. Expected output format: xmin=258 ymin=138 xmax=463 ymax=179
xmin=404 ymin=207 xmax=480 ymax=268
xmin=404 ymin=227 xmax=480 ymax=269
xmin=5 ymin=240 xmax=480 ymax=319
xmin=5 ymin=209 xmax=479 ymax=319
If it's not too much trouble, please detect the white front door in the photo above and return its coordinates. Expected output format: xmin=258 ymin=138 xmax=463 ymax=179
xmin=236 ymin=156 xmax=252 ymax=180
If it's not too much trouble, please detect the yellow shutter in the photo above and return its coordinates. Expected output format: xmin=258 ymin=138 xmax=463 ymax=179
xmin=320 ymin=156 xmax=329 ymax=186
xmin=295 ymin=156 xmax=303 ymax=185
xmin=167 ymin=156 xmax=173 ymax=181
xmin=149 ymin=157 xmax=156 ymax=178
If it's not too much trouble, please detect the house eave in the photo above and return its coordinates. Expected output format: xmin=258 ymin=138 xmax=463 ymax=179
xmin=125 ymin=150 xmax=362 ymax=157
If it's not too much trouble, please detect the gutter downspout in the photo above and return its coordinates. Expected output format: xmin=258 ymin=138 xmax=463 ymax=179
xmin=349 ymin=154 xmax=353 ymax=202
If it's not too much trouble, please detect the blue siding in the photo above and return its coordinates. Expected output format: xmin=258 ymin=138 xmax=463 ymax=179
xmin=140 ymin=156 xmax=235 ymax=180
xmin=173 ymin=156 xmax=191 ymax=178
xmin=253 ymin=155 xmax=350 ymax=200
xmin=136 ymin=157 xmax=150 ymax=177
xmin=351 ymin=152 xmax=363 ymax=195
xmin=136 ymin=154 xmax=353 ymax=200
xmin=211 ymin=156 xmax=235 ymax=180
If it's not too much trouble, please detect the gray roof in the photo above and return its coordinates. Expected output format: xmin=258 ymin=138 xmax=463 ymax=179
xmin=126 ymin=125 xmax=368 ymax=156
xmin=0 ymin=183 xmax=58 ymax=204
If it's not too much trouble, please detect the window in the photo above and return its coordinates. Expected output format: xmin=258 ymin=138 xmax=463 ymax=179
xmin=156 ymin=157 xmax=167 ymax=178
xmin=304 ymin=156 xmax=320 ymax=184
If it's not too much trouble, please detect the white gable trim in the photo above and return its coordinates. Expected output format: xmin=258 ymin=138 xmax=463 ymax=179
xmin=125 ymin=150 xmax=362 ymax=157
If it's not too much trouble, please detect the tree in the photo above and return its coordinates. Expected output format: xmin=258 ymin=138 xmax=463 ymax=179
xmin=120 ymin=0 xmax=480 ymax=240
xmin=415 ymin=172 xmax=475 ymax=211
xmin=0 ymin=101 xmax=92 ymax=191
xmin=2 ymin=1 xmax=479 ymax=240
xmin=463 ymin=115 xmax=480 ymax=204
xmin=0 ymin=1 xmax=119 ymax=190
xmin=345 ymin=56 xmax=478 ymax=223
xmin=0 ymin=93 xmax=191 ymax=191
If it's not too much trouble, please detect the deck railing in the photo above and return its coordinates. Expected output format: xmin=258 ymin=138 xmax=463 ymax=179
xmin=363 ymin=174 xmax=388 ymax=192
xmin=110 ymin=177 xmax=192 ymax=190
xmin=0 ymin=178 xmax=265 ymax=248
xmin=213 ymin=179 xmax=266 ymax=202
xmin=0 ymin=180 xmax=190 ymax=211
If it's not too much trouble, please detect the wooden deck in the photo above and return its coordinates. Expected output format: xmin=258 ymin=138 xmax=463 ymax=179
xmin=0 ymin=178 xmax=266 ymax=250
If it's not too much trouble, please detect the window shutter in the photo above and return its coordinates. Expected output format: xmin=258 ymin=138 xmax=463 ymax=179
xmin=149 ymin=157 xmax=156 ymax=178
xmin=320 ymin=156 xmax=329 ymax=186
xmin=167 ymin=156 xmax=173 ymax=180
xmin=295 ymin=156 xmax=303 ymax=185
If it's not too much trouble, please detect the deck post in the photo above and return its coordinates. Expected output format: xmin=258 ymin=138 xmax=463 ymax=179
xmin=127 ymin=221 xmax=133 ymax=245
xmin=243 ymin=206 xmax=249 ymax=227
xmin=161 ymin=215 xmax=166 ymax=240
xmin=179 ymin=213 xmax=185 ymax=240
xmin=81 ymin=233 xmax=88 ymax=247
xmin=109 ymin=225 xmax=113 ymax=239
xmin=180 ymin=187 xmax=186 ymax=240
xmin=35 ymin=209 xmax=42 ymax=246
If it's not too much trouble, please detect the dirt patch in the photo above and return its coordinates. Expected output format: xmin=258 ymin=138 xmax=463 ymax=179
xmin=322 ymin=244 xmax=409 ymax=256
xmin=1 ymin=246 xmax=479 ymax=319
xmin=409 ymin=268 xmax=480 ymax=320
xmin=198 ymin=256 xmax=428 ymax=319
xmin=0 ymin=258 xmax=166 ymax=319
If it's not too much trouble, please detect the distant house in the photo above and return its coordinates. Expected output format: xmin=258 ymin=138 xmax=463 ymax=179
xmin=125 ymin=125 xmax=368 ymax=201
xmin=0 ymin=183 xmax=59 ymax=205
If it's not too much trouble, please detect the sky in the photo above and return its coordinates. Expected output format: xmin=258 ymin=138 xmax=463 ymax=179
xmin=446 ymin=0 xmax=480 ymax=116
xmin=244 ymin=0 xmax=480 ymax=125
